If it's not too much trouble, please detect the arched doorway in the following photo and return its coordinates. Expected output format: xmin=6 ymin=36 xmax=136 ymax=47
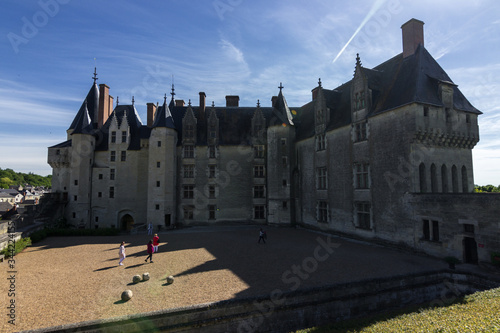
xmin=121 ymin=214 xmax=135 ymax=231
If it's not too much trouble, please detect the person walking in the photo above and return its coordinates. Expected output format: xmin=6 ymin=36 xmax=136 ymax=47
xmin=145 ymin=240 xmax=154 ymax=263
xmin=118 ymin=241 xmax=126 ymax=266
xmin=258 ymin=228 xmax=266 ymax=244
xmin=153 ymin=233 xmax=160 ymax=253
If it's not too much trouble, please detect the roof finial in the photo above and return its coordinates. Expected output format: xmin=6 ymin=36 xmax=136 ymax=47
xmin=188 ymin=99 xmax=191 ymax=106
xmin=164 ymin=93 xmax=167 ymax=105
xmin=356 ymin=53 xmax=361 ymax=67
xmin=170 ymin=83 xmax=175 ymax=101
xmin=257 ymin=99 xmax=260 ymax=107
xmin=92 ymin=67 xmax=98 ymax=84
xmin=212 ymin=101 xmax=215 ymax=107
xmin=116 ymin=96 xmax=119 ymax=106
xmin=318 ymin=78 xmax=322 ymax=87
xmin=132 ymin=96 xmax=135 ymax=106
xmin=278 ymin=82 xmax=284 ymax=93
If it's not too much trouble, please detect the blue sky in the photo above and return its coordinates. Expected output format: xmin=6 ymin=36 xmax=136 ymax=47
xmin=1 ymin=0 xmax=499 ymax=185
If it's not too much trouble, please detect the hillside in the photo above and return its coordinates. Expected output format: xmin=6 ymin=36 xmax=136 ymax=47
xmin=0 ymin=168 xmax=51 ymax=189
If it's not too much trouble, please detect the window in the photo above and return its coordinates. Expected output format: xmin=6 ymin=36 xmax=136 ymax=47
xmin=462 ymin=166 xmax=469 ymax=193
xmin=430 ymin=164 xmax=437 ymax=193
xmin=157 ymin=161 xmax=161 ymax=168
xmin=156 ymin=181 xmax=160 ymax=187
xmin=254 ymin=165 xmax=265 ymax=178
xmin=282 ymin=156 xmax=287 ymax=168
xmin=254 ymin=185 xmax=265 ymax=198
xmin=355 ymin=163 xmax=369 ymax=189
xmin=281 ymin=138 xmax=287 ymax=155
xmin=122 ymin=131 xmax=127 ymax=143
xmin=254 ymin=205 xmax=265 ymax=219
xmin=445 ymin=108 xmax=451 ymax=122
xmin=184 ymin=145 xmax=194 ymax=158
xmin=423 ymin=219 xmax=430 ymax=240
xmin=283 ymin=201 xmax=288 ymax=209
xmin=109 ymin=187 xmax=114 ymax=199
xmin=74 ymin=195 xmax=77 ymax=201
xmin=356 ymin=202 xmax=371 ymax=229
xmin=121 ymin=151 xmax=126 ymax=162
xmin=441 ymin=165 xmax=448 ymax=193
xmin=183 ymin=185 xmax=194 ymax=199
xmin=184 ymin=165 xmax=194 ymax=178
xmin=355 ymin=91 xmax=365 ymax=110
xmin=155 ymin=204 xmax=160 ymax=210
xmin=74 ymin=180 xmax=78 ymax=186
xmin=318 ymin=201 xmax=328 ymax=223
xmin=185 ymin=124 xmax=194 ymax=138
xmin=157 ymin=140 xmax=161 ymax=147
xmin=316 ymin=134 xmax=326 ymax=151
xmin=209 ymin=146 xmax=216 ymax=158
xmin=282 ymin=179 xmax=287 ymax=187
xmin=111 ymin=131 xmax=116 ymax=143
xmin=419 ymin=163 xmax=427 ymax=193
xmin=56 ymin=149 xmax=60 ymax=155
xmin=466 ymin=114 xmax=471 ymax=123
xmin=110 ymin=151 xmax=116 ymax=162
xmin=183 ymin=206 xmax=194 ymax=220
xmin=424 ymin=106 xmax=429 ymax=117
xmin=209 ymin=185 xmax=216 ymax=199
xmin=209 ymin=127 xmax=217 ymax=139
xmin=209 ymin=205 xmax=216 ymax=220
xmin=317 ymin=167 xmax=327 ymax=190
xmin=72 ymin=212 xmax=76 ymax=219
xmin=422 ymin=219 xmax=439 ymax=241
xmin=432 ymin=221 xmax=440 ymax=241
xmin=98 ymin=192 xmax=102 ymax=198
xmin=355 ymin=122 xmax=367 ymax=142
xmin=464 ymin=224 xmax=475 ymax=234
xmin=209 ymin=165 xmax=216 ymax=178
xmin=99 ymin=174 xmax=103 ymax=180
xmin=254 ymin=145 xmax=265 ymax=158
xmin=110 ymin=169 xmax=115 ymax=180
xmin=452 ymin=165 xmax=459 ymax=193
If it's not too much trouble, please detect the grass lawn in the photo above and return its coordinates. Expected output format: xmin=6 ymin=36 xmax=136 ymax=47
xmin=298 ymin=287 xmax=500 ymax=332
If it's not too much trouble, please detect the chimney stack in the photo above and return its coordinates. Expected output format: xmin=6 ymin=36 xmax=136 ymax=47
xmin=175 ymin=100 xmax=185 ymax=107
xmin=225 ymin=95 xmax=239 ymax=107
xmin=199 ymin=92 xmax=206 ymax=112
xmin=401 ymin=18 xmax=424 ymax=58
xmin=147 ymin=103 xmax=157 ymax=127
xmin=98 ymin=84 xmax=111 ymax=128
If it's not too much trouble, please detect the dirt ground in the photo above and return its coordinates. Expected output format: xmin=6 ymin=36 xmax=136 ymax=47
xmin=0 ymin=226 xmax=447 ymax=332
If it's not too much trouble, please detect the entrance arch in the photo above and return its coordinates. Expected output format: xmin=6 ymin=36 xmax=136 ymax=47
xmin=121 ymin=214 xmax=135 ymax=231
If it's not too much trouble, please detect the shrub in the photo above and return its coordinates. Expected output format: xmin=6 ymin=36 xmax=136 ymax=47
xmin=1 ymin=237 xmax=32 ymax=258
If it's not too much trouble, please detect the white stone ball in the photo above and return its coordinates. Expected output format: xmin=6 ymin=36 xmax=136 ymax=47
xmin=143 ymin=273 xmax=150 ymax=281
xmin=167 ymin=275 xmax=174 ymax=284
xmin=121 ymin=290 xmax=133 ymax=302
xmin=132 ymin=275 xmax=142 ymax=284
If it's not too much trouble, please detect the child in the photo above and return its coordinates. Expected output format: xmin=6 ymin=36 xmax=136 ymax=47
xmin=118 ymin=241 xmax=126 ymax=266
xmin=145 ymin=240 xmax=154 ymax=263
xmin=153 ymin=233 xmax=160 ymax=252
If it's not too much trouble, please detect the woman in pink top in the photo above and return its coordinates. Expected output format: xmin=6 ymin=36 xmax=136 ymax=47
xmin=145 ymin=240 xmax=154 ymax=263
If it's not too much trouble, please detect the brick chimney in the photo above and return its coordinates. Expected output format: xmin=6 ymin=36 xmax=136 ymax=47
xmin=147 ymin=103 xmax=157 ymax=127
xmin=98 ymin=84 xmax=112 ymax=128
xmin=225 ymin=95 xmax=239 ymax=107
xmin=199 ymin=92 xmax=206 ymax=112
xmin=401 ymin=18 xmax=424 ymax=58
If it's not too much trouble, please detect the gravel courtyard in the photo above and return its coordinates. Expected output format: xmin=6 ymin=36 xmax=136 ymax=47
xmin=1 ymin=226 xmax=447 ymax=332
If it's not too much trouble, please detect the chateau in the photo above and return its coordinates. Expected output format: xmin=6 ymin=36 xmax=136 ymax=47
xmin=48 ymin=19 xmax=500 ymax=264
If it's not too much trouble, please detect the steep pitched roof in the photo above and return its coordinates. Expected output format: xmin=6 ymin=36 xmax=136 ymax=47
xmin=273 ymin=86 xmax=294 ymax=126
xmin=153 ymin=97 xmax=176 ymax=129
xmin=70 ymin=100 xmax=94 ymax=135
xmin=69 ymin=82 xmax=99 ymax=130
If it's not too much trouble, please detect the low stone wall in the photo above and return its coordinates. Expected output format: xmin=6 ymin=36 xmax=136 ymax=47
xmin=23 ymin=270 xmax=500 ymax=333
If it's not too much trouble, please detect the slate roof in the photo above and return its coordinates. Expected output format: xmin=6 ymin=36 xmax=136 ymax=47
xmin=69 ymin=82 xmax=99 ymax=130
xmin=296 ymin=45 xmax=481 ymax=141
xmin=153 ymin=98 xmax=176 ymax=129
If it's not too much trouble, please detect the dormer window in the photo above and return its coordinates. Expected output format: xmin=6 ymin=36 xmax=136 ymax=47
xmin=185 ymin=124 xmax=194 ymax=138
xmin=316 ymin=134 xmax=326 ymax=151
xmin=354 ymin=121 xmax=367 ymax=142
xmin=111 ymin=131 xmax=116 ymax=143
xmin=355 ymin=91 xmax=365 ymax=111
xmin=121 ymin=131 xmax=127 ymax=143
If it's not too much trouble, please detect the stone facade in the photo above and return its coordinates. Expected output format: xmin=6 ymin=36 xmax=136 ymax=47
xmin=47 ymin=19 xmax=500 ymax=263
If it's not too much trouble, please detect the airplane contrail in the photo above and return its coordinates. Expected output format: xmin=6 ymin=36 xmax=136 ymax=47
xmin=332 ymin=0 xmax=389 ymax=64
